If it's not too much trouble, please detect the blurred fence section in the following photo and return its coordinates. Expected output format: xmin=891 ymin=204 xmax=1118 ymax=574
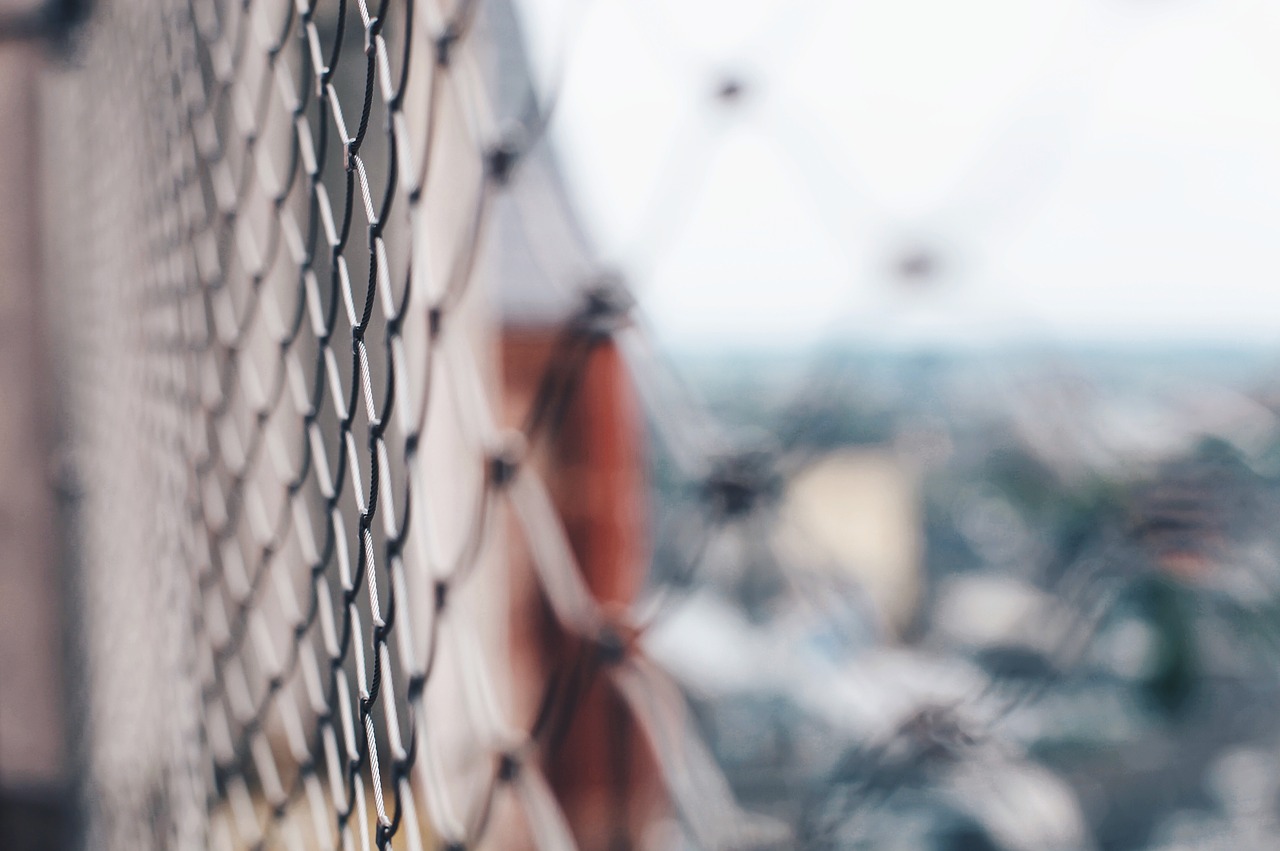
xmin=27 ymin=1 xmax=1280 ymax=851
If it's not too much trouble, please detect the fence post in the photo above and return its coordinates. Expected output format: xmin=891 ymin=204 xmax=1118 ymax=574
xmin=0 ymin=37 xmax=71 ymax=851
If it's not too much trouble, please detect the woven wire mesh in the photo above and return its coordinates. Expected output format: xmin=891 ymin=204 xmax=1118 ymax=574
xmin=42 ymin=0 xmax=790 ymax=849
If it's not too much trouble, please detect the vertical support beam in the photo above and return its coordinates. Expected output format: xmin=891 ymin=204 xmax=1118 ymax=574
xmin=502 ymin=331 xmax=660 ymax=851
xmin=548 ymin=341 xmax=658 ymax=851
xmin=0 ymin=40 xmax=70 ymax=851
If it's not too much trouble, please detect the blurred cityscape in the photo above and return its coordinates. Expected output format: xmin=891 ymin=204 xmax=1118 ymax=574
xmin=643 ymin=344 xmax=1280 ymax=850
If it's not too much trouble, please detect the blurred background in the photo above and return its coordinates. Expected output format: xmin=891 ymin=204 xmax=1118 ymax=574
xmin=501 ymin=1 xmax=1280 ymax=845
xmin=9 ymin=0 xmax=1280 ymax=849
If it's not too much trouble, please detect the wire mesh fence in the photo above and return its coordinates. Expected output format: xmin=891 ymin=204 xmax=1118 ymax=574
xmin=34 ymin=0 xmax=1280 ymax=850
xmin=43 ymin=0 xmax=794 ymax=848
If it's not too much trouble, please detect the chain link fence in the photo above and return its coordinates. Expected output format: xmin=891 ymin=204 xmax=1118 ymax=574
xmin=42 ymin=0 xmax=791 ymax=848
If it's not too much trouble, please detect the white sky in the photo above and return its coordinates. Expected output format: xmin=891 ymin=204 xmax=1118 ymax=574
xmin=510 ymin=0 xmax=1280 ymax=350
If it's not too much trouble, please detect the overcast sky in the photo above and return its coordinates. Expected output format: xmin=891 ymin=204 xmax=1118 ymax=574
xmin=510 ymin=0 xmax=1280 ymax=351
